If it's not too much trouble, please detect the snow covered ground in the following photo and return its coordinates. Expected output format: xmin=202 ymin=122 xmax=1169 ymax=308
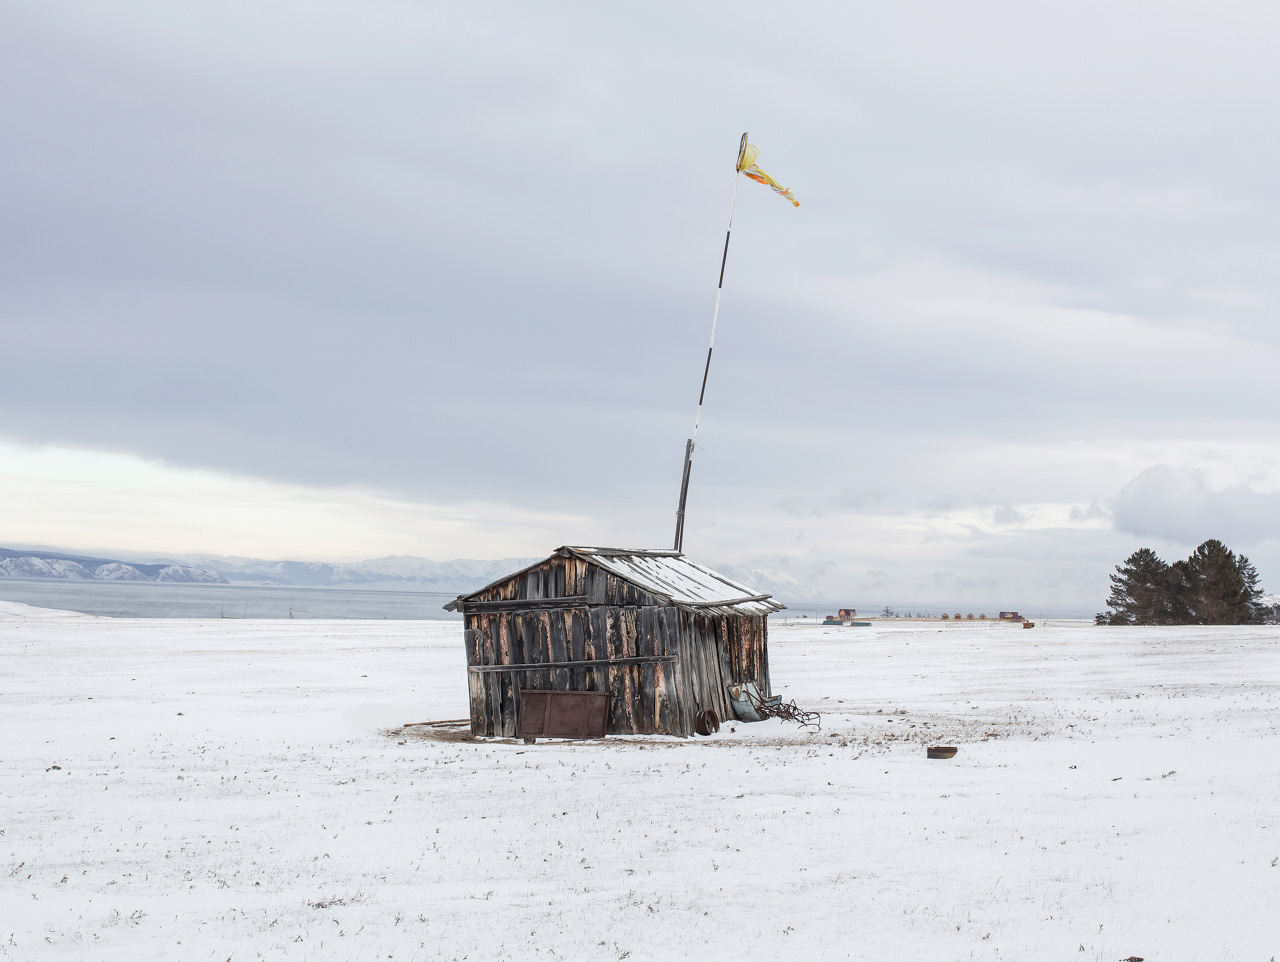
xmin=1 ymin=602 xmax=1276 ymax=961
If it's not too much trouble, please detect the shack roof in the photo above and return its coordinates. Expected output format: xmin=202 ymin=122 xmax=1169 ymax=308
xmin=445 ymin=546 xmax=785 ymax=616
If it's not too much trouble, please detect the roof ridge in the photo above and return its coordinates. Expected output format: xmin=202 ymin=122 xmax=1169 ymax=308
xmin=560 ymin=546 xmax=683 ymax=558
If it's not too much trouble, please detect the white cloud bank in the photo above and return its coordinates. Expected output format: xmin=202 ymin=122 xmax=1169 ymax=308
xmin=0 ymin=440 xmax=595 ymax=562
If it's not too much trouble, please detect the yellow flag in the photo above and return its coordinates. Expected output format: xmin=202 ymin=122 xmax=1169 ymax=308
xmin=736 ymin=141 xmax=799 ymax=207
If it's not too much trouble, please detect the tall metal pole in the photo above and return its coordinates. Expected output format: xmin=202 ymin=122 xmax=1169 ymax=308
xmin=673 ymin=132 xmax=748 ymax=552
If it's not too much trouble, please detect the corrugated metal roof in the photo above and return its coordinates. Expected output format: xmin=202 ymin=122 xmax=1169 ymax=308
xmin=562 ymin=547 xmax=783 ymax=615
xmin=445 ymin=546 xmax=784 ymax=615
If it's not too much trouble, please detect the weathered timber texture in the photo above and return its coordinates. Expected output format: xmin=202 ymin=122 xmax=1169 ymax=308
xmin=449 ymin=548 xmax=779 ymax=738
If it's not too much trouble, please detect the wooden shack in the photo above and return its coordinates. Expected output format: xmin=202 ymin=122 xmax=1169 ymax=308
xmin=443 ymin=546 xmax=783 ymax=738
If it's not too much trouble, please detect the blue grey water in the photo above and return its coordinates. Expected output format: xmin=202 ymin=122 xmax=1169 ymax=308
xmin=0 ymin=579 xmax=463 ymax=620
xmin=0 ymin=580 xmax=1070 ymax=622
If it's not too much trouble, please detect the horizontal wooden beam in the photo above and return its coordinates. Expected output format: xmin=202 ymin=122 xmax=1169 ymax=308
xmin=456 ymin=595 xmax=590 ymax=613
xmin=467 ymin=656 xmax=676 ymax=674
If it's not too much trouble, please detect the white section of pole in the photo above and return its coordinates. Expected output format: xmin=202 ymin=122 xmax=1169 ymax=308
xmin=674 ymin=134 xmax=747 ymax=553
xmin=691 ymin=169 xmax=741 ymax=448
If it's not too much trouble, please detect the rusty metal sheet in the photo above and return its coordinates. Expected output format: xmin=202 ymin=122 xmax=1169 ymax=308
xmin=517 ymin=690 xmax=608 ymax=739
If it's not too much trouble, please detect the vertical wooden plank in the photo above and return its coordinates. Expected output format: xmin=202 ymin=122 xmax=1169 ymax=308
xmin=750 ymin=616 xmax=761 ymax=684
xmin=727 ymin=616 xmax=741 ymax=685
xmin=758 ymin=616 xmax=772 ymax=696
xmin=635 ymin=608 xmax=657 ymax=734
xmin=517 ymin=614 xmax=538 ymax=690
xmin=704 ymin=615 xmax=732 ymax=722
xmin=718 ymin=615 xmax=735 ymax=717
xmin=489 ymin=614 xmax=508 ymax=737
xmin=626 ymin=607 xmax=642 ymax=733
xmin=567 ymin=609 xmax=587 ymax=691
xmin=651 ymin=612 xmax=666 ymax=735
xmin=547 ymin=610 xmax=570 ymax=690
xmin=604 ymin=607 xmax=628 ymax=734
xmin=618 ymin=607 xmax=638 ymax=733
xmin=463 ymin=621 xmax=484 ymax=736
xmin=691 ymin=615 xmax=709 ymax=711
xmin=660 ymin=608 xmax=680 ymax=736
xmin=696 ymin=616 xmax=712 ymax=717
xmin=589 ymin=606 xmax=610 ymax=717
xmin=677 ymin=610 xmax=699 ymax=732
xmin=637 ymin=607 xmax=654 ymax=733
xmin=475 ymin=615 xmax=491 ymax=736
xmin=585 ymin=566 xmax=606 ymax=605
xmin=482 ymin=617 xmax=502 ymax=737
xmin=698 ymin=617 xmax=717 ymax=727
xmin=500 ymin=614 xmax=520 ymax=737
xmin=664 ymin=608 xmax=683 ymax=734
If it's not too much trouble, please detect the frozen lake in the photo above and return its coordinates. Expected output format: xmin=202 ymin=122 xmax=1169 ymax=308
xmin=1 ymin=602 xmax=1276 ymax=959
xmin=0 ymin=579 xmax=462 ymax=620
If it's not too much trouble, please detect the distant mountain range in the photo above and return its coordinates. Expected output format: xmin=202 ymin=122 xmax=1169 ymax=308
xmin=173 ymin=553 xmax=541 ymax=593
xmin=0 ymin=545 xmax=818 ymax=601
xmin=0 ymin=548 xmax=226 ymax=584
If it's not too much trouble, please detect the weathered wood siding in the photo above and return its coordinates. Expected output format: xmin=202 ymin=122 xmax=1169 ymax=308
xmin=464 ymin=605 xmax=683 ymax=737
xmin=461 ymin=559 xmax=771 ymax=738
xmin=467 ymin=556 xmax=664 ymax=607
xmin=673 ymin=612 xmax=770 ymax=723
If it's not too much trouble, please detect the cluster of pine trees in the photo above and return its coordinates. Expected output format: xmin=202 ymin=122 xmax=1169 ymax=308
xmin=1098 ymin=539 xmax=1274 ymax=625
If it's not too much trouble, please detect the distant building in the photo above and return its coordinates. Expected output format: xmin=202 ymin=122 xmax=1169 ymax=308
xmin=822 ymin=608 xmax=858 ymax=625
xmin=998 ymin=611 xmax=1024 ymax=621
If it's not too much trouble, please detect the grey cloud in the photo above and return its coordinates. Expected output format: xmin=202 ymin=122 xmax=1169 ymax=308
xmin=1114 ymin=465 xmax=1280 ymax=545
xmin=4 ymin=3 xmax=1280 ymax=599
xmin=991 ymin=505 xmax=1025 ymax=526
xmin=1070 ymin=501 xmax=1110 ymax=523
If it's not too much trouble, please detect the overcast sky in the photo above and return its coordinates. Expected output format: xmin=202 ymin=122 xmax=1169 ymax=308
xmin=3 ymin=1 xmax=1280 ymax=610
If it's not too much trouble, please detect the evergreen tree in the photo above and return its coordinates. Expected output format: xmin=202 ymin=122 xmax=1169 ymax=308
xmin=1181 ymin=539 xmax=1264 ymax=624
xmin=1240 ymin=555 xmax=1267 ymax=622
xmin=1166 ymin=558 xmax=1195 ymax=624
xmin=1101 ymin=541 xmax=1267 ymax=625
xmin=1105 ymin=548 xmax=1178 ymax=624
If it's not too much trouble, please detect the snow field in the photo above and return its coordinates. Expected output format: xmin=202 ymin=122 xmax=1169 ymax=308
xmin=1 ymin=602 xmax=1277 ymax=960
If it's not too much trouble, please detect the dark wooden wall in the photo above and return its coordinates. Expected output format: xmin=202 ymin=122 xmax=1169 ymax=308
xmin=675 ymin=612 xmax=770 ymax=724
xmin=464 ymin=605 xmax=682 ymax=737
xmin=468 ymin=556 xmax=664 ymax=607
xmin=460 ymin=558 xmax=771 ymax=738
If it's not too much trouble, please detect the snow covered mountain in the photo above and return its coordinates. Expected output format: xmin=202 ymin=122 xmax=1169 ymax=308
xmin=172 ymin=554 xmax=540 ymax=593
xmin=713 ymin=564 xmax=823 ymax=602
xmin=0 ymin=548 xmax=226 ymax=584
